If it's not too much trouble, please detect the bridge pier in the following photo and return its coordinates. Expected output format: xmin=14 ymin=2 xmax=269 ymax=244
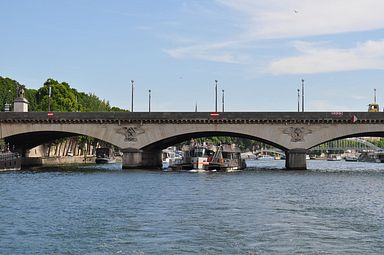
xmin=122 ymin=148 xmax=162 ymax=169
xmin=285 ymin=148 xmax=307 ymax=170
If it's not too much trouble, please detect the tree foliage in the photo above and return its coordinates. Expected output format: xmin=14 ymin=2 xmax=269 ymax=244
xmin=0 ymin=76 xmax=127 ymax=112
xmin=0 ymin=76 xmax=20 ymax=111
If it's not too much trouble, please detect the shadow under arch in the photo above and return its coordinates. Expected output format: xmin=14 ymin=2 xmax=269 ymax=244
xmin=4 ymin=131 xmax=112 ymax=153
xmin=140 ymin=131 xmax=288 ymax=152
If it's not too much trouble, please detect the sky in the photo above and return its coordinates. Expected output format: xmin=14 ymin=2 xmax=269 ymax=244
xmin=1 ymin=0 xmax=384 ymax=112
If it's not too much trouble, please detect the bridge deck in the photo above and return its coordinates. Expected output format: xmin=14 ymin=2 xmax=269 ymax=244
xmin=0 ymin=112 xmax=383 ymax=124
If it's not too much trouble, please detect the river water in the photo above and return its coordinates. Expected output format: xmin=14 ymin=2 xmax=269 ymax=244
xmin=1 ymin=160 xmax=383 ymax=254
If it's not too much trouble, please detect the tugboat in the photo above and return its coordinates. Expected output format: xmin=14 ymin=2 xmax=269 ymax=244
xmin=171 ymin=143 xmax=216 ymax=171
xmin=95 ymin=148 xmax=116 ymax=164
xmin=205 ymin=144 xmax=246 ymax=172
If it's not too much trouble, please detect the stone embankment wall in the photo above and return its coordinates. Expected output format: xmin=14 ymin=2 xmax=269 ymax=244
xmin=22 ymin=156 xmax=96 ymax=167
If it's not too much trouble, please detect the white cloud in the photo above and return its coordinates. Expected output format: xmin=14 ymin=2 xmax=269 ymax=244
xmin=267 ymin=40 xmax=384 ymax=74
xmin=310 ymin=100 xmax=354 ymax=111
xmin=217 ymin=0 xmax=384 ymax=39
xmin=163 ymin=41 xmax=249 ymax=64
xmin=164 ymin=0 xmax=384 ymax=70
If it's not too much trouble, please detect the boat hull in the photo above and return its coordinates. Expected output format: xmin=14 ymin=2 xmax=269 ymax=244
xmin=95 ymin=158 xmax=116 ymax=164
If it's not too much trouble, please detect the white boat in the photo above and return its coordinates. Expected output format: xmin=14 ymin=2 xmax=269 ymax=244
xmin=188 ymin=145 xmax=215 ymax=170
xmin=327 ymin=154 xmax=342 ymax=161
xmin=257 ymin=154 xmax=275 ymax=160
xmin=345 ymin=155 xmax=358 ymax=162
xmin=171 ymin=143 xmax=216 ymax=171
xmin=162 ymin=147 xmax=183 ymax=169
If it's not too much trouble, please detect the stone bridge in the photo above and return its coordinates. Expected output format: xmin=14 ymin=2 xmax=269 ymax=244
xmin=1 ymin=112 xmax=384 ymax=169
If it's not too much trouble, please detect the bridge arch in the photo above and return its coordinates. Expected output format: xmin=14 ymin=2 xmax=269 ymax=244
xmin=4 ymin=131 xmax=80 ymax=151
xmin=140 ymin=131 xmax=288 ymax=152
xmin=1 ymin=123 xmax=129 ymax=149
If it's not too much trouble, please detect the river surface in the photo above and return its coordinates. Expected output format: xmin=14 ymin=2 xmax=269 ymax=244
xmin=1 ymin=160 xmax=383 ymax=254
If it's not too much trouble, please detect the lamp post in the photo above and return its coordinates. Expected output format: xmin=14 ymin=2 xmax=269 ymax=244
xmin=301 ymin=79 xmax=304 ymax=112
xmin=4 ymin=89 xmax=11 ymax=112
xmin=6 ymin=89 xmax=11 ymax=104
xmin=48 ymin=86 xmax=52 ymax=111
xmin=222 ymin=89 xmax=225 ymax=112
xmin=215 ymin=80 xmax=218 ymax=112
xmin=297 ymin=89 xmax=300 ymax=112
xmin=148 ymin=89 xmax=151 ymax=112
xmin=131 ymin=80 xmax=134 ymax=112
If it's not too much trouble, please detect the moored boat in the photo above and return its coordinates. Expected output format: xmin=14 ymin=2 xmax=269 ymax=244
xmin=205 ymin=144 xmax=246 ymax=171
xmin=95 ymin=148 xmax=116 ymax=164
xmin=0 ymin=151 xmax=21 ymax=171
xmin=327 ymin=154 xmax=342 ymax=161
xmin=162 ymin=147 xmax=183 ymax=169
xmin=171 ymin=143 xmax=216 ymax=171
xmin=345 ymin=155 xmax=358 ymax=162
xmin=358 ymin=150 xmax=384 ymax=163
xmin=257 ymin=154 xmax=275 ymax=160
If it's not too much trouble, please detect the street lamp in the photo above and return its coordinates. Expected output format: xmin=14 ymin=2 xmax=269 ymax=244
xmin=75 ymin=95 xmax=78 ymax=112
xmin=222 ymin=89 xmax=225 ymax=112
xmin=297 ymin=89 xmax=300 ymax=112
xmin=131 ymin=80 xmax=134 ymax=112
xmin=48 ymin=86 xmax=52 ymax=111
xmin=301 ymin=79 xmax=304 ymax=112
xmin=215 ymin=80 xmax=218 ymax=112
xmin=148 ymin=89 xmax=151 ymax=112
xmin=4 ymin=90 xmax=11 ymax=112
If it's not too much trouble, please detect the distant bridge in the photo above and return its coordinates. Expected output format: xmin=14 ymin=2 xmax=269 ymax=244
xmin=2 ymin=111 xmax=384 ymax=169
xmin=310 ymin=137 xmax=382 ymax=152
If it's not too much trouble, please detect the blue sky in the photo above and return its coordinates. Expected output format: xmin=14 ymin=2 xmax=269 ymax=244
xmin=1 ymin=0 xmax=384 ymax=112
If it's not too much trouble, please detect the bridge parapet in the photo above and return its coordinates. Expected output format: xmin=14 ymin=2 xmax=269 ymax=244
xmin=1 ymin=112 xmax=384 ymax=125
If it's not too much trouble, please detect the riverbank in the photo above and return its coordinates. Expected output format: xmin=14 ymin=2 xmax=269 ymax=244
xmin=21 ymin=156 xmax=122 ymax=167
xmin=22 ymin=156 xmax=96 ymax=167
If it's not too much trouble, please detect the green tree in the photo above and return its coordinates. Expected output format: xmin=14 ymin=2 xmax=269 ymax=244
xmin=0 ymin=76 xmax=19 ymax=111
xmin=34 ymin=79 xmax=78 ymax=112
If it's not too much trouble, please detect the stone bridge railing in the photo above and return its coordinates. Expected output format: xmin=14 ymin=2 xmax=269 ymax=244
xmin=1 ymin=111 xmax=383 ymax=124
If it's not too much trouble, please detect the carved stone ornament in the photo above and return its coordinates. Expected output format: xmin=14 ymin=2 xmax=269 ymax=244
xmin=116 ymin=125 xmax=145 ymax=142
xmin=283 ymin=126 xmax=312 ymax=142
